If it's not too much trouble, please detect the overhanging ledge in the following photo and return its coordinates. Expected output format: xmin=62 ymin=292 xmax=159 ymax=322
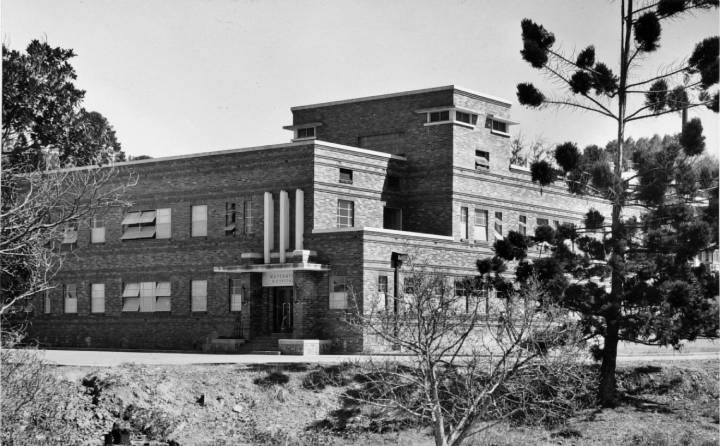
xmin=213 ymin=262 xmax=330 ymax=273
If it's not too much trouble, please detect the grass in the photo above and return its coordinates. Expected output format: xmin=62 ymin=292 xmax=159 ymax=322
xmin=11 ymin=359 xmax=718 ymax=445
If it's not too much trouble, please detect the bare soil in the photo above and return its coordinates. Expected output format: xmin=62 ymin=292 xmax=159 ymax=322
xmin=46 ymin=359 xmax=718 ymax=445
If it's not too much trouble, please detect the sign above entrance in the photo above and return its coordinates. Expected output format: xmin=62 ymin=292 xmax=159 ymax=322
xmin=262 ymin=270 xmax=294 ymax=287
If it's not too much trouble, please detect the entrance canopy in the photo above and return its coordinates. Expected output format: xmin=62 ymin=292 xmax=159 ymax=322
xmin=213 ymin=262 xmax=330 ymax=274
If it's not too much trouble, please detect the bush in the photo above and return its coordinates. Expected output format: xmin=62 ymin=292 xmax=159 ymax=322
xmin=302 ymin=365 xmax=351 ymax=391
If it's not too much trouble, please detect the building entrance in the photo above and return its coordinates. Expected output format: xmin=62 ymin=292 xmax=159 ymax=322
xmin=271 ymin=287 xmax=293 ymax=333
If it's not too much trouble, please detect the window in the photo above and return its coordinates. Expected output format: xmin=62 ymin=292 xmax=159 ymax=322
xmin=121 ymin=208 xmax=171 ymax=240
xmin=44 ymin=290 xmax=51 ymax=314
xmin=191 ymin=205 xmax=207 ymax=237
xmin=91 ymin=283 xmax=105 ymax=313
xmin=64 ymin=284 xmax=77 ymax=313
xmin=475 ymin=150 xmax=490 ymax=169
xmin=383 ymin=207 xmax=402 ymax=230
xmin=460 ymin=207 xmax=469 ymax=240
xmin=377 ymin=275 xmax=388 ymax=310
xmin=243 ymin=200 xmax=254 ymax=234
xmin=90 ymin=216 xmax=105 ymax=243
xmin=553 ymin=220 xmax=560 ymax=229
xmin=428 ymin=110 xmax=450 ymax=122
xmin=122 ymin=281 xmax=171 ymax=312
xmin=519 ymin=215 xmax=527 ymax=236
xmin=329 ymin=276 xmax=348 ymax=310
xmin=225 ymin=202 xmax=236 ymax=236
xmin=191 ymin=280 xmax=207 ymax=312
xmin=62 ymin=221 xmax=78 ymax=245
xmin=474 ymin=209 xmax=488 ymax=242
xmin=485 ymin=117 xmax=509 ymax=134
xmin=537 ymin=218 xmax=549 ymax=227
xmin=339 ymin=168 xmax=353 ymax=184
xmin=230 ymin=279 xmax=242 ymax=312
xmin=455 ymin=111 xmax=478 ymax=125
xmin=296 ymin=126 xmax=316 ymax=139
xmin=337 ymin=200 xmax=354 ymax=228
xmin=403 ymin=277 xmax=415 ymax=295
xmin=494 ymin=211 xmax=503 ymax=239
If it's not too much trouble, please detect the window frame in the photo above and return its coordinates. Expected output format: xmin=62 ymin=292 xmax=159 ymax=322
xmin=339 ymin=168 xmax=353 ymax=185
xmin=460 ymin=206 xmax=469 ymax=240
xmin=191 ymin=205 xmax=208 ymax=237
xmin=519 ymin=215 xmax=527 ymax=236
xmin=494 ymin=211 xmax=503 ymax=240
xmin=91 ymin=283 xmax=105 ymax=314
xmin=294 ymin=126 xmax=317 ymax=140
xmin=191 ymin=280 xmax=208 ymax=312
xmin=230 ymin=279 xmax=242 ymax=312
xmin=243 ymin=200 xmax=254 ymax=234
xmin=64 ymin=283 xmax=78 ymax=314
xmin=225 ymin=202 xmax=237 ymax=236
xmin=90 ymin=216 xmax=105 ymax=244
xmin=475 ymin=150 xmax=490 ymax=170
xmin=329 ymin=275 xmax=348 ymax=310
xmin=337 ymin=199 xmax=355 ymax=228
xmin=474 ymin=209 xmax=488 ymax=242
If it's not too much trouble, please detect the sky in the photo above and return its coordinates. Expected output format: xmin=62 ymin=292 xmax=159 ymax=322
xmin=2 ymin=0 xmax=719 ymax=159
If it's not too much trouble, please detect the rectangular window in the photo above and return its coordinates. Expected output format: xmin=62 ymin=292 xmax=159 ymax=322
xmin=474 ymin=209 xmax=488 ymax=242
xmin=44 ymin=290 xmax=51 ymax=314
xmin=377 ymin=275 xmax=388 ymax=310
xmin=553 ymin=220 xmax=560 ymax=229
xmin=191 ymin=280 xmax=207 ymax=312
xmin=329 ymin=276 xmax=348 ymax=310
xmin=243 ymin=200 xmax=254 ymax=234
xmin=429 ymin=110 xmax=450 ymax=122
xmin=455 ymin=111 xmax=478 ymax=125
xmin=156 ymin=208 xmax=171 ymax=239
xmin=121 ymin=209 xmax=171 ymax=240
xmin=122 ymin=283 xmax=140 ymax=311
xmin=64 ymin=284 xmax=77 ymax=314
xmin=191 ymin=205 xmax=208 ymax=237
xmin=537 ymin=218 xmax=549 ymax=227
xmin=339 ymin=168 xmax=353 ymax=184
xmin=90 ymin=216 xmax=105 ymax=243
xmin=475 ymin=150 xmax=490 ymax=169
xmin=519 ymin=215 xmax=527 ymax=236
xmin=296 ymin=127 xmax=316 ymax=139
xmin=337 ymin=200 xmax=354 ymax=228
xmin=485 ymin=118 xmax=509 ymax=134
xmin=460 ymin=207 xmax=469 ymax=240
xmin=139 ymin=281 xmax=155 ymax=312
xmin=494 ymin=211 xmax=503 ymax=240
xmin=62 ymin=221 xmax=78 ymax=245
xmin=225 ymin=202 xmax=236 ymax=236
xmin=155 ymin=281 xmax=171 ymax=312
xmin=230 ymin=279 xmax=242 ymax=312
xmin=91 ymin=283 xmax=105 ymax=313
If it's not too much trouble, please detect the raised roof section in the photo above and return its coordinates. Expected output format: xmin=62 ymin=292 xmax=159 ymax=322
xmin=290 ymin=85 xmax=512 ymax=111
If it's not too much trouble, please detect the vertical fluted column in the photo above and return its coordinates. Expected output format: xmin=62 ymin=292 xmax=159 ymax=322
xmin=295 ymin=188 xmax=304 ymax=251
xmin=279 ymin=190 xmax=289 ymax=263
xmin=264 ymin=192 xmax=274 ymax=263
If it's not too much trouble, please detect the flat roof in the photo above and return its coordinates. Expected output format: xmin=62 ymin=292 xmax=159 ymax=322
xmin=290 ymin=85 xmax=513 ymax=111
xmin=46 ymin=140 xmax=407 ymax=173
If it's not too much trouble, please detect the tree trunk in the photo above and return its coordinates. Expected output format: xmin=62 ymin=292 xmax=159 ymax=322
xmin=599 ymin=316 xmax=620 ymax=406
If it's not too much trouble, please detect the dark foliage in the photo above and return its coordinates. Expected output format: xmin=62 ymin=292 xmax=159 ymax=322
xmin=534 ymin=225 xmax=556 ymax=244
xmin=680 ymin=118 xmax=705 ymax=156
xmin=567 ymin=169 xmax=589 ymax=195
xmin=520 ymin=19 xmax=556 ymax=68
xmin=555 ymin=142 xmax=581 ymax=172
xmin=590 ymin=63 xmax=618 ymax=95
xmin=517 ymin=82 xmax=545 ymax=107
xmin=590 ymin=161 xmax=614 ymax=191
xmin=584 ymin=209 xmax=605 ymax=230
xmin=575 ymin=46 xmax=595 ymax=68
xmin=570 ymin=71 xmax=593 ymax=95
xmin=530 ymin=160 xmax=556 ymax=186
xmin=708 ymin=92 xmax=719 ymax=112
xmin=634 ymin=13 xmax=662 ymax=52
xmin=557 ymin=223 xmax=578 ymax=241
xmin=688 ymin=36 xmax=719 ymax=88
xmin=667 ymin=86 xmax=689 ymax=110
xmin=645 ymin=80 xmax=668 ymax=112
xmin=657 ymin=0 xmax=687 ymax=16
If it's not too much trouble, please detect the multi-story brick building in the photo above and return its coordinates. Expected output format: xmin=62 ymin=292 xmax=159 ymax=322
xmin=30 ymin=85 xmax=613 ymax=353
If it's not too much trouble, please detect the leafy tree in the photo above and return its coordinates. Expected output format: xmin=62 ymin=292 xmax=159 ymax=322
xmin=2 ymin=40 xmax=124 ymax=170
xmin=510 ymin=1 xmax=719 ymax=406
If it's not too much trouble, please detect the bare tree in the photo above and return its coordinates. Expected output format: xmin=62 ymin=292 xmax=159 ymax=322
xmin=1 ymin=166 xmax=135 ymax=324
xmin=349 ymin=263 xmax=582 ymax=446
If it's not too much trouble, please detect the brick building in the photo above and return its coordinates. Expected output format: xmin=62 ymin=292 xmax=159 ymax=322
xmin=30 ymin=85 xmax=613 ymax=353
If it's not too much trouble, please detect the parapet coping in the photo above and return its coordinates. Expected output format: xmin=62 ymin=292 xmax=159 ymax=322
xmin=312 ymin=226 xmax=455 ymax=241
xmin=45 ymin=140 xmax=407 ymax=173
xmin=290 ymin=85 xmax=512 ymax=111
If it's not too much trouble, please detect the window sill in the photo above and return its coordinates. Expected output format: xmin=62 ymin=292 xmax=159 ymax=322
xmin=339 ymin=180 xmax=353 ymax=185
xmin=490 ymin=129 xmax=511 ymax=138
xmin=510 ymin=164 xmax=531 ymax=173
xmin=424 ymin=120 xmax=476 ymax=129
xmin=292 ymin=136 xmax=317 ymax=142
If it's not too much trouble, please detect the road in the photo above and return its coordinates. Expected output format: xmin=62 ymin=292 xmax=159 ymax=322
xmin=15 ymin=340 xmax=719 ymax=367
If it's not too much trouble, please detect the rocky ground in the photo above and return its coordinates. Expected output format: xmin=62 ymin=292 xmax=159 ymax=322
xmin=5 ymin=359 xmax=719 ymax=445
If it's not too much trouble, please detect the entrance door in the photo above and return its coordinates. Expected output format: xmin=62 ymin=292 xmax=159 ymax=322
xmin=272 ymin=287 xmax=293 ymax=333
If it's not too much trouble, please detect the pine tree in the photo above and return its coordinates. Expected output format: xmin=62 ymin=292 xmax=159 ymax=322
xmin=504 ymin=0 xmax=719 ymax=406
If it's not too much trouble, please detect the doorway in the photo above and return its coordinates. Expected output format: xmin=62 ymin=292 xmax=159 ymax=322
xmin=271 ymin=287 xmax=293 ymax=333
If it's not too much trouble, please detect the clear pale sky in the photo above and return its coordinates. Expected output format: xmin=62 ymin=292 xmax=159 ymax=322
xmin=2 ymin=0 xmax=718 ymax=159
